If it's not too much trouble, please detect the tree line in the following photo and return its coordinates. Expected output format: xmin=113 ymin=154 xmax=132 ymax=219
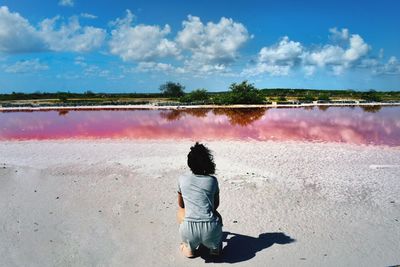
xmin=159 ymin=81 xmax=399 ymax=104
xmin=1 ymin=81 xmax=399 ymax=104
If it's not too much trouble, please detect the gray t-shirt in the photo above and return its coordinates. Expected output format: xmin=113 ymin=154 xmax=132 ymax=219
xmin=178 ymin=173 xmax=219 ymax=222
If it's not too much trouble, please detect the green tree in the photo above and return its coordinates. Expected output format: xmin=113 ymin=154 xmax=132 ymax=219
xmin=189 ymin=89 xmax=208 ymax=101
xmin=363 ymin=90 xmax=382 ymax=102
xmin=278 ymin=95 xmax=287 ymax=102
xmin=228 ymin=81 xmax=265 ymax=104
xmin=299 ymin=92 xmax=316 ymax=102
xmin=57 ymin=92 xmax=68 ymax=102
xmin=180 ymin=88 xmax=209 ymax=103
xmin=159 ymin=81 xmax=185 ymax=97
xmin=318 ymin=93 xmax=330 ymax=102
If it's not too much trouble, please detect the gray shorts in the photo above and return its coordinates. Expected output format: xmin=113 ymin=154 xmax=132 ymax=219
xmin=179 ymin=220 xmax=222 ymax=251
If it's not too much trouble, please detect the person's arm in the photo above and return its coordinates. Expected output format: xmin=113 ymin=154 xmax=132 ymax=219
xmin=178 ymin=192 xmax=185 ymax=208
xmin=177 ymin=192 xmax=185 ymax=224
xmin=214 ymin=178 xmax=220 ymax=210
xmin=214 ymin=192 xmax=219 ymax=210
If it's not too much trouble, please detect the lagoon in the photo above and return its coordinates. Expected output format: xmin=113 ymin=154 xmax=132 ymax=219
xmin=0 ymin=106 xmax=399 ymax=146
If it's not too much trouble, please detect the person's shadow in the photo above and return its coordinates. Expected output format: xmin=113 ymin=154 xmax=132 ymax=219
xmin=199 ymin=231 xmax=295 ymax=263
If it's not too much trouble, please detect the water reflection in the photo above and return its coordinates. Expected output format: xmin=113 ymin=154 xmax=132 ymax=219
xmin=159 ymin=108 xmax=209 ymax=121
xmin=0 ymin=107 xmax=399 ymax=146
xmin=303 ymin=106 xmax=314 ymax=110
xmin=211 ymin=108 xmax=267 ymax=126
xmin=58 ymin=110 xmax=69 ymax=116
xmin=160 ymin=108 xmax=267 ymax=126
xmin=318 ymin=106 xmax=329 ymax=112
xmin=360 ymin=105 xmax=381 ymax=113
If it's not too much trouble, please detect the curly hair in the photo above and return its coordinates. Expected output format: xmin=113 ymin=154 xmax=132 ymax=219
xmin=187 ymin=142 xmax=216 ymax=175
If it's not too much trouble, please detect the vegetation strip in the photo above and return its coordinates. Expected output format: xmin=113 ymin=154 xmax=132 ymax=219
xmin=1 ymin=81 xmax=399 ymax=108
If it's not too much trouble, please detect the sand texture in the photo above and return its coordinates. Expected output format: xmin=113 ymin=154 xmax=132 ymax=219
xmin=1 ymin=140 xmax=399 ymax=266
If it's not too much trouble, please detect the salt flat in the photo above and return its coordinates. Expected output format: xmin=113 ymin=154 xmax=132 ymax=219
xmin=0 ymin=140 xmax=399 ymax=266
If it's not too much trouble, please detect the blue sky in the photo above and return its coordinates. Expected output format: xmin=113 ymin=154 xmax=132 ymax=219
xmin=0 ymin=0 xmax=399 ymax=93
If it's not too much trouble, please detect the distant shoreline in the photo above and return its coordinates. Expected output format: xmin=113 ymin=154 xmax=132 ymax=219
xmin=0 ymin=102 xmax=400 ymax=112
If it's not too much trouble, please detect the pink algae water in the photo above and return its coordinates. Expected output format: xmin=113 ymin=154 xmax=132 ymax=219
xmin=0 ymin=106 xmax=399 ymax=146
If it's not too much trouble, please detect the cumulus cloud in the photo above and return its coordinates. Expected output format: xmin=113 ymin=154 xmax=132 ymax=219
xmin=1 ymin=6 xmax=398 ymax=79
xmin=329 ymin=27 xmax=349 ymax=41
xmin=0 ymin=6 xmax=45 ymax=53
xmin=371 ymin=56 xmax=400 ymax=75
xmin=258 ymin=36 xmax=303 ymax=65
xmin=176 ymin=15 xmax=250 ymax=66
xmin=304 ymin=45 xmax=345 ymax=67
xmin=3 ymin=58 xmax=48 ymax=73
xmin=243 ymin=36 xmax=302 ymax=76
xmin=39 ymin=16 xmax=106 ymax=52
xmin=243 ymin=28 xmax=374 ymax=77
xmin=0 ymin=6 xmax=105 ymax=53
xmin=109 ymin=10 xmax=180 ymax=61
xmin=304 ymin=34 xmax=369 ymax=68
xmin=59 ymin=0 xmax=74 ymax=7
xmin=110 ymin=14 xmax=250 ymax=75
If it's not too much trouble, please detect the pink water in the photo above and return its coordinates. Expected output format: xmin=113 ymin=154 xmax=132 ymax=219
xmin=0 ymin=106 xmax=399 ymax=146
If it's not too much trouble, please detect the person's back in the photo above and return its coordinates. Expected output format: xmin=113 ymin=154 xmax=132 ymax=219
xmin=178 ymin=173 xmax=219 ymax=221
xmin=177 ymin=142 xmax=222 ymax=258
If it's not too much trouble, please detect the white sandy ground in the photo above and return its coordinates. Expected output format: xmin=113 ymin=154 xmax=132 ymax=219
xmin=0 ymin=140 xmax=399 ymax=267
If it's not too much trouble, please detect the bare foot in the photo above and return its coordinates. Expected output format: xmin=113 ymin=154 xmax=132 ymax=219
xmin=179 ymin=243 xmax=195 ymax=258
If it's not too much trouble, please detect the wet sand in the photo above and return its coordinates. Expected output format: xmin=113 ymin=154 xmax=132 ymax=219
xmin=1 ymin=140 xmax=399 ymax=266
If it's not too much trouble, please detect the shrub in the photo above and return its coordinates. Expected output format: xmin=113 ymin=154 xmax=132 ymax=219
xmin=212 ymin=94 xmax=232 ymax=105
xmin=57 ymin=93 xmax=68 ymax=102
xmin=227 ymin=81 xmax=265 ymax=104
xmin=299 ymin=93 xmax=316 ymax=102
xmin=180 ymin=89 xmax=209 ymax=103
xmin=159 ymin=81 xmax=185 ymax=97
xmin=318 ymin=93 xmax=330 ymax=101
xmin=278 ymin=95 xmax=287 ymax=101
xmin=362 ymin=90 xmax=382 ymax=102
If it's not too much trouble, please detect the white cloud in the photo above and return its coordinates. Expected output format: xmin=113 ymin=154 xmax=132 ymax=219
xmin=0 ymin=6 xmax=105 ymax=53
xmin=176 ymin=15 xmax=250 ymax=65
xmin=242 ymin=36 xmax=302 ymax=76
xmin=373 ymin=56 xmax=400 ymax=75
xmin=74 ymin=56 xmax=87 ymax=66
xmin=242 ymin=63 xmax=291 ymax=77
xmin=59 ymin=0 xmax=74 ymax=7
xmin=343 ymin=34 xmax=369 ymax=62
xmin=0 ymin=6 xmax=46 ymax=53
xmin=135 ymin=61 xmax=182 ymax=73
xmin=259 ymin=36 xmax=303 ymax=66
xmin=58 ymin=62 xmax=125 ymax=80
xmin=80 ymin=13 xmax=97 ymax=19
xmin=109 ymin=10 xmax=180 ymax=61
xmin=304 ymin=45 xmax=345 ymax=67
xmin=303 ymin=65 xmax=316 ymax=76
xmin=332 ymin=65 xmax=345 ymax=76
xmin=1 ymin=6 xmax=398 ymax=79
xmin=39 ymin=16 xmax=106 ymax=52
xmin=3 ymin=58 xmax=48 ymax=73
xmin=110 ymin=14 xmax=250 ymax=76
xmin=329 ymin=27 xmax=349 ymax=40
xmin=244 ymin=28 xmax=373 ymax=77
xmin=304 ymin=32 xmax=369 ymax=69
